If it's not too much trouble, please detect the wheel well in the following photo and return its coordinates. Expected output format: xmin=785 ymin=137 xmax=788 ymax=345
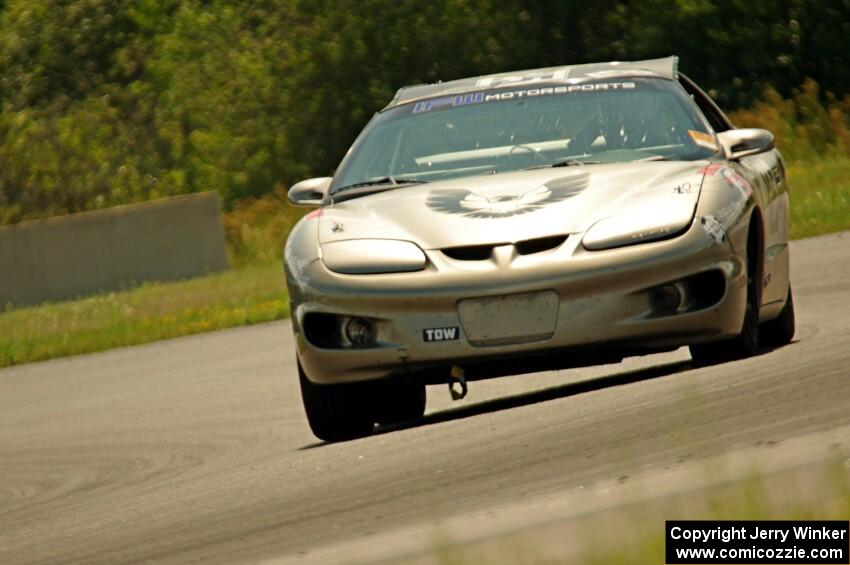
xmin=747 ymin=210 xmax=765 ymax=309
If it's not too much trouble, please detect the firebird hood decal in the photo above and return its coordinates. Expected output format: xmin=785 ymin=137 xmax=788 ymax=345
xmin=426 ymin=173 xmax=590 ymax=219
xmin=318 ymin=161 xmax=708 ymax=249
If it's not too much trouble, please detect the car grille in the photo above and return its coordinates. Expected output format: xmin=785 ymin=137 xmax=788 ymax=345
xmin=441 ymin=234 xmax=568 ymax=261
xmin=441 ymin=244 xmax=494 ymax=261
xmin=515 ymin=234 xmax=568 ymax=255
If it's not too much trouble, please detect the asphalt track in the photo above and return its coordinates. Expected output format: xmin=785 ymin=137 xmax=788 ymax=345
xmin=1 ymin=232 xmax=849 ymax=564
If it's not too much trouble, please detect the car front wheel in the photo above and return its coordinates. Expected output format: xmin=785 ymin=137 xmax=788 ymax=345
xmin=373 ymin=380 xmax=426 ymax=425
xmin=298 ymin=361 xmax=376 ymax=442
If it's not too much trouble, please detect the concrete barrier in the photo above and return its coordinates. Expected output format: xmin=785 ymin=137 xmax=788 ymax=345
xmin=0 ymin=192 xmax=229 ymax=307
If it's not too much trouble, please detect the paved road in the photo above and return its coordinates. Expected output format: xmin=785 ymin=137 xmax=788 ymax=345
xmin=1 ymin=233 xmax=849 ymax=564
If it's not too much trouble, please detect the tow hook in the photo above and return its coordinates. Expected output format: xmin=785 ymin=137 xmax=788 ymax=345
xmin=449 ymin=365 xmax=468 ymax=400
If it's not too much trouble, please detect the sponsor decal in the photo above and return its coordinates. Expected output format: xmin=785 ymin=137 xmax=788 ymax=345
xmin=673 ymin=182 xmax=694 ymax=194
xmin=423 ymin=326 xmax=460 ymax=342
xmin=720 ymin=168 xmax=753 ymax=198
xmin=631 ymin=226 xmax=676 ymax=240
xmin=413 ymin=92 xmax=485 ymax=114
xmin=772 ymin=164 xmax=784 ymax=185
xmin=412 ymin=82 xmax=637 ymax=114
xmin=714 ymin=199 xmax=746 ymax=231
xmin=701 ymin=215 xmax=725 ymax=243
xmin=426 ymin=173 xmax=589 ymax=219
xmin=586 ymin=69 xmax=658 ymax=79
xmin=688 ymin=130 xmax=719 ymax=150
xmin=699 ymin=163 xmax=726 ymax=176
xmin=699 ymin=164 xmax=753 ymax=198
xmin=474 ymin=68 xmax=571 ymax=87
xmin=483 ymin=82 xmax=636 ymax=102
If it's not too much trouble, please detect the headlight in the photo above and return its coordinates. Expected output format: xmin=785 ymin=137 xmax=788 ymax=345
xmin=321 ymin=239 xmax=427 ymax=274
xmin=582 ymin=201 xmax=695 ymax=251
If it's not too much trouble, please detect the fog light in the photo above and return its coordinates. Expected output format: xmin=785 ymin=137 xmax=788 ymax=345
xmin=303 ymin=312 xmax=342 ymax=348
xmin=650 ymin=284 xmax=684 ymax=315
xmin=344 ymin=317 xmax=377 ymax=347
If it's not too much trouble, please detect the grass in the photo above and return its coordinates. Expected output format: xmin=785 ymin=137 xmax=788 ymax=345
xmin=0 ymin=263 xmax=288 ymax=368
xmin=789 ymin=158 xmax=850 ymax=239
xmin=415 ymin=453 xmax=850 ymax=564
xmin=1 ymin=155 xmax=849 ymax=369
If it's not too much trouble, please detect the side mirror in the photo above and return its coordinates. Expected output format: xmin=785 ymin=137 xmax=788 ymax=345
xmin=717 ymin=128 xmax=775 ymax=160
xmin=288 ymin=177 xmax=331 ymax=207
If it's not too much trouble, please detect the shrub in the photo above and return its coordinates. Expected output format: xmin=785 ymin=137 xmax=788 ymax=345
xmin=221 ymin=186 xmax=306 ymax=266
xmin=728 ymin=80 xmax=850 ymax=162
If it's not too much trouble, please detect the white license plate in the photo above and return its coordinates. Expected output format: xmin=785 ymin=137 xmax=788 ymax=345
xmin=457 ymin=290 xmax=559 ymax=346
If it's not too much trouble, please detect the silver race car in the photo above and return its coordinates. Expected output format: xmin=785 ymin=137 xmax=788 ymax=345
xmin=283 ymin=56 xmax=794 ymax=441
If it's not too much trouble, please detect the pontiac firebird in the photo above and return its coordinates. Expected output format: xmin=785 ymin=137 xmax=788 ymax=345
xmin=283 ymin=57 xmax=795 ymax=441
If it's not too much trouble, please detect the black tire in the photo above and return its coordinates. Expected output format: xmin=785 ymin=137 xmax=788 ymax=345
xmin=298 ymin=361 xmax=375 ymax=442
xmin=690 ymin=241 xmax=760 ymax=365
xmin=761 ymin=286 xmax=795 ymax=347
xmin=373 ymin=380 xmax=426 ymax=425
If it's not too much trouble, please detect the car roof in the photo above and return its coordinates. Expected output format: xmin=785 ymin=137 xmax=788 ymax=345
xmin=387 ymin=56 xmax=679 ymax=109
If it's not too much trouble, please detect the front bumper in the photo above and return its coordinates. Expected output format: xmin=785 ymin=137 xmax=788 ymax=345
xmin=288 ymin=221 xmax=747 ymax=384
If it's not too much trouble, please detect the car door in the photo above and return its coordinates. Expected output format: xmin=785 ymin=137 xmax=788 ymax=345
xmin=735 ymin=150 xmax=789 ymax=307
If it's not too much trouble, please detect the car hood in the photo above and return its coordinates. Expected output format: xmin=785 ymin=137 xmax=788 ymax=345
xmin=319 ymin=161 xmax=708 ymax=250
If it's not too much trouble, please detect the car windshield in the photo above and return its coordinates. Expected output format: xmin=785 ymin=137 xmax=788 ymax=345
xmin=331 ymin=77 xmax=719 ymax=194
